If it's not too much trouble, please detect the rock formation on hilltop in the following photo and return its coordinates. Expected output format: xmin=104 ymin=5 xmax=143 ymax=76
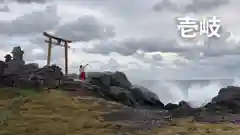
xmin=0 ymin=46 xmax=165 ymax=109
xmin=0 ymin=46 xmax=64 ymax=88
xmin=2 ymin=46 xmax=240 ymax=124
xmin=85 ymin=71 xmax=165 ymax=108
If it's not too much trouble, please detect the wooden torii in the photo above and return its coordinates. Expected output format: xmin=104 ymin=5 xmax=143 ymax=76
xmin=43 ymin=32 xmax=72 ymax=75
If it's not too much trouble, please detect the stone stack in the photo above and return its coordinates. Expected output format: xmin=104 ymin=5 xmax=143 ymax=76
xmin=0 ymin=46 xmax=64 ymax=88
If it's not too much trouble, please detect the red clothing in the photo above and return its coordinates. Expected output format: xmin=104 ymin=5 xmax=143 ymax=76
xmin=79 ymin=72 xmax=86 ymax=80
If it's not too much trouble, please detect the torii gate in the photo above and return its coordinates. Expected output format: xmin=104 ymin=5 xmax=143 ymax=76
xmin=43 ymin=32 xmax=72 ymax=75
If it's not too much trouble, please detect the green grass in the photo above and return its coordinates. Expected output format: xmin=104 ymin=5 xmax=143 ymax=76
xmin=0 ymin=88 xmax=240 ymax=135
xmin=0 ymin=88 xmax=134 ymax=135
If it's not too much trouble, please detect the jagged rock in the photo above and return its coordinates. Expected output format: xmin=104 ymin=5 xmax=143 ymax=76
xmin=0 ymin=61 xmax=5 ymax=82
xmin=192 ymin=86 xmax=240 ymax=122
xmin=87 ymin=71 xmax=164 ymax=108
xmin=166 ymin=101 xmax=198 ymax=118
xmin=29 ymin=65 xmax=64 ymax=87
xmin=164 ymin=103 xmax=178 ymax=110
xmin=99 ymin=72 xmax=112 ymax=87
xmin=14 ymin=78 xmax=41 ymax=89
xmin=4 ymin=54 xmax=12 ymax=62
xmin=110 ymin=71 xmax=132 ymax=89
xmin=88 ymin=71 xmax=132 ymax=89
xmin=130 ymin=85 xmax=164 ymax=108
xmin=202 ymin=86 xmax=240 ymax=114
xmin=108 ymin=86 xmax=136 ymax=106
xmin=24 ymin=63 xmax=39 ymax=70
xmin=0 ymin=46 xmax=65 ymax=88
xmin=3 ymin=47 xmax=25 ymax=76
xmin=3 ymin=60 xmax=25 ymax=76
xmin=11 ymin=46 xmax=24 ymax=63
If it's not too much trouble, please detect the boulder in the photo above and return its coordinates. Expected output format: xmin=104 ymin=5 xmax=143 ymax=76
xmin=0 ymin=61 xmax=5 ymax=83
xmin=88 ymin=71 xmax=132 ymax=89
xmin=99 ymin=72 xmax=112 ymax=87
xmin=202 ymin=86 xmax=240 ymax=114
xmin=88 ymin=72 xmax=111 ymax=87
xmin=164 ymin=103 xmax=178 ymax=110
xmin=110 ymin=71 xmax=132 ymax=89
xmin=166 ymin=101 xmax=198 ymax=118
xmin=3 ymin=60 xmax=25 ymax=76
xmin=130 ymin=85 xmax=164 ymax=108
xmin=108 ymin=86 xmax=136 ymax=106
xmin=29 ymin=65 xmax=64 ymax=87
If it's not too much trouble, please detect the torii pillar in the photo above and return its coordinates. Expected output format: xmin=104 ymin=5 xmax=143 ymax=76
xmin=43 ymin=32 xmax=72 ymax=75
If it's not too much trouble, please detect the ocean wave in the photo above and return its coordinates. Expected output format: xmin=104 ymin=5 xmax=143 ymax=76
xmin=131 ymin=78 xmax=240 ymax=108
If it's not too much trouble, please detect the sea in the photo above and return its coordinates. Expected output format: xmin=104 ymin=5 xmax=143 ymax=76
xmin=131 ymin=78 xmax=240 ymax=108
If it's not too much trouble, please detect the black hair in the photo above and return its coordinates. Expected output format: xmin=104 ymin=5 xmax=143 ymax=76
xmin=80 ymin=65 xmax=83 ymax=68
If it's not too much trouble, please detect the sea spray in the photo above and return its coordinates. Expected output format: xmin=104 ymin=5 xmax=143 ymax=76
xmin=131 ymin=78 xmax=240 ymax=108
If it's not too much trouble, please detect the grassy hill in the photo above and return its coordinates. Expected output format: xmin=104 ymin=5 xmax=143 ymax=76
xmin=0 ymin=88 xmax=240 ymax=135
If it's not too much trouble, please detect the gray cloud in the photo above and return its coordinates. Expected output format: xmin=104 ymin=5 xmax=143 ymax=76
xmin=22 ymin=45 xmax=46 ymax=61
xmin=152 ymin=54 xmax=163 ymax=61
xmin=0 ymin=0 xmax=239 ymax=80
xmin=0 ymin=0 xmax=47 ymax=4
xmin=0 ymin=5 xmax=9 ymax=12
xmin=83 ymin=37 xmax=192 ymax=56
xmin=182 ymin=54 xmax=240 ymax=78
xmin=153 ymin=0 xmax=178 ymax=12
xmin=173 ymin=59 xmax=187 ymax=67
xmin=186 ymin=0 xmax=229 ymax=13
xmin=13 ymin=0 xmax=46 ymax=4
xmin=55 ymin=16 xmax=115 ymax=42
xmin=179 ymin=29 xmax=240 ymax=60
xmin=82 ymin=26 xmax=240 ymax=71
xmin=153 ymin=0 xmax=229 ymax=13
xmin=0 ymin=5 xmax=60 ymax=36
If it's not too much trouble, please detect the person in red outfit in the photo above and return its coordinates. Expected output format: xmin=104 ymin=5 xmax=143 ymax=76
xmin=79 ymin=64 xmax=88 ymax=81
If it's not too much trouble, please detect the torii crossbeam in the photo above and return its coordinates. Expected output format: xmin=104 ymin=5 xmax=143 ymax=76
xmin=43 ymin=32 xmax=72 ymax=75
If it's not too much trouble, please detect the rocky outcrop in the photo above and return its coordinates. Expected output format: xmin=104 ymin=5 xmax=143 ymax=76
xmin=201 ymin=86 xmax=240 ymax=114
xmin=0 ymin=46 xmax=64 ymax=88
xmin=192 ymin=86 xmax=240 ymax=122
xmin=3 ymin=46 xmax=240 ymax=123
xmin=0 ymin=46 xmax=164 ymax=109
xmin=162 ymin=86 xmax=240 ymax=119
xmin=87 ymin=71 xmax=164 ymax=108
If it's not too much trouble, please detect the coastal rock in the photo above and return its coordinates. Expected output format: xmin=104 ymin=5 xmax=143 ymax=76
xmin=204 ymin=86 xmax=240 ymax=114
xmin=110 ymin=71 xmax=132 ymax=89
xmin=130 ymin=85 xmax=164 ymax=108
xmin=87 ymin=71 xmax=164 ymax=108
xmin=166 ymin=101 xmax=197 ymax=118
xmin=88 ymin=71 xmax=132 ymax=89
xmin=109 ymin=86 xmax=136 ymax=106
xmin=193 ymin=86 xmax=240 ymax=122
xmin=164 ymin=103 xmax=179 ymax=110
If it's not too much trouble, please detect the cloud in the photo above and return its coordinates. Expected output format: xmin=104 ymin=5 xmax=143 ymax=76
xmin=152 ymin=53 xmax=163 ymax=61
xmin=153 ymin=0 xmax=229 ymax=13
xmin=55 ymin=15 xmax=115 ymax=42
xmin=1 ymin=0 xmax=240 ymax=80
xmin=15 ymin=0 xmax=46 ymax=3
xmin=0 ymin=5 xmax=60 ymax=36
xmin=0 ymin=5 xmax=9 ymax=12
xmin=83 ymin=37 xmax=192 ymax=56
xmin=8 ymin=0 xmax=47 ymax=4
xmin=186 ymin=0 xmax=229 ymax=13
xmin=178 ymin=29 xmax=240 ymax=60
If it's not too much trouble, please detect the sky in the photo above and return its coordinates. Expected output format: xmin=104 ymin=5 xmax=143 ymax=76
xmin=0 ymin=0 xmax=240 ymax=81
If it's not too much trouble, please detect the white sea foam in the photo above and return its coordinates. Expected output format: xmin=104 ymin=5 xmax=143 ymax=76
xmin=132 ymin=78 xmax=240 ymax=108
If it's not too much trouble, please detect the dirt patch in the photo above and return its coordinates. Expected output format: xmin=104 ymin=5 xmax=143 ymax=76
xmin=102 ymin=107 xmax=171 ymax=132
xmin=67 ymin=89 xmax=94 ymax=97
